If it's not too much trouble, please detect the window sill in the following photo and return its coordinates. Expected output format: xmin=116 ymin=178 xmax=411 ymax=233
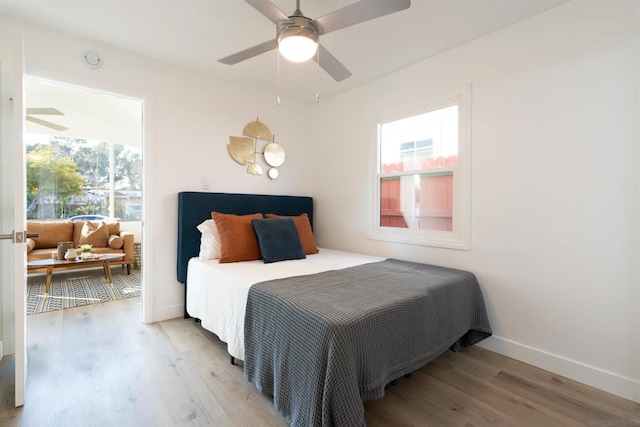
xmin=367 ymin=228 xmax=470 ymax=251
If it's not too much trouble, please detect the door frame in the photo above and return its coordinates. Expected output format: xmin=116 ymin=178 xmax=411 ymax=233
xmin=1 ymin=27 xmax=27 ymax=407
xmin=24 ymin=67 xmax=155 ymax=324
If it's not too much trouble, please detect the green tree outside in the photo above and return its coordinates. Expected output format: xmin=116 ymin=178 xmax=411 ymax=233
xmin=26 ymin=145 xmax=86 ymax=218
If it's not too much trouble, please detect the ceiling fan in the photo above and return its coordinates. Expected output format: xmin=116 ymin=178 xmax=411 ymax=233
xmin=26 ymin=107 xmax=68 ymax=132
xmin=219 ymin=0 xmax=411 ymax=82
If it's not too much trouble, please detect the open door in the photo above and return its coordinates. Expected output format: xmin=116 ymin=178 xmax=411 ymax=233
xmin=1 ymin=27 xmax=27 ymax=407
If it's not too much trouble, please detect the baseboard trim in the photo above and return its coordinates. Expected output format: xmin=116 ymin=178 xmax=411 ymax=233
xmin=152 ymin=304 xmax=184 ymax=323
xmin=477 ymin=335 xmax=640 ymax=404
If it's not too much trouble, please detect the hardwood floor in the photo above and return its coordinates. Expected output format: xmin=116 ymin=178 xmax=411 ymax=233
xmin=1 ymin=297 xmax=638 ymax=426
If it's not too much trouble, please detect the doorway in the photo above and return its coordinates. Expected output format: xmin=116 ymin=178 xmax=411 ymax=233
xmin=24 ymin=76 xmax=144 ymax=315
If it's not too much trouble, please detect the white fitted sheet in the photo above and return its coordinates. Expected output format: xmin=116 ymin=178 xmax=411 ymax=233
xmin=185 ymin=248 xmax=385 ymax=360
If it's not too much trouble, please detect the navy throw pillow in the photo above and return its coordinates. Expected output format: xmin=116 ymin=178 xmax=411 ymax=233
xmin=251 ymin=218 xmax=306 ymax=264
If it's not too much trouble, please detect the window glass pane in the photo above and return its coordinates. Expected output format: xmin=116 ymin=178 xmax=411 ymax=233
xmin=380 ymin=105 xmax=458 ymax=173
xmin=379 ymin=173 xmax=453 ymax=232
xmin=26 ymin=135 xmax=142 ymax=221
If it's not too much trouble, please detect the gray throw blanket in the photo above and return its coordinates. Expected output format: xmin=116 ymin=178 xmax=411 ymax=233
xmin=244 ymin=259 xmax=492 ymax=427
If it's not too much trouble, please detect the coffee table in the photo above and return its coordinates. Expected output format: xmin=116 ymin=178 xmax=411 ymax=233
xmin=27 ymin=254 xmax=125 ymax=298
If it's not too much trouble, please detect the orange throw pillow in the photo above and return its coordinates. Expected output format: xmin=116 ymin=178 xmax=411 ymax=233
xmin=212 ymin=212 xmax=263 ymax=263
xmin=265 ymin=213 xmax=319 ymax=255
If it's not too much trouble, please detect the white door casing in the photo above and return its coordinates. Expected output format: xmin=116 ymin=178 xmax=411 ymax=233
xmin=1 ymin=28 xmax=27 ymax=408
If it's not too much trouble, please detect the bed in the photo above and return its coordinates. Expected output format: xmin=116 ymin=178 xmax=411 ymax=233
xmin=177 ymin=191 xmax=492 ymax=427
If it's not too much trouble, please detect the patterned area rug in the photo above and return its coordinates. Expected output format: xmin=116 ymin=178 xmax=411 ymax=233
xmin=27 ymin=269 xmax=141 ymax=315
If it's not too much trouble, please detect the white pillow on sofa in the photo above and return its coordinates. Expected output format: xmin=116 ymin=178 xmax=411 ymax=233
xmin=197 ymin=219 xmax=221 ymax=260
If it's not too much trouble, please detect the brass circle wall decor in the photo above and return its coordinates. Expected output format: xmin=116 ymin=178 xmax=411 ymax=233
xmin=264 ymin=142 xmax=286 ymax=167
xmin=227 ymin=118 xmax=286 ymax=179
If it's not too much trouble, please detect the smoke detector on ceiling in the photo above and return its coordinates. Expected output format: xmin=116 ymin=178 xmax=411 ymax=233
xmin=81 ymin=51 xmax=102 ymax=69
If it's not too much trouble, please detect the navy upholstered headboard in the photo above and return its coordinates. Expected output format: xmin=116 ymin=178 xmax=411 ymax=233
xmin=177 ymin=191 xmax=314 ymax=285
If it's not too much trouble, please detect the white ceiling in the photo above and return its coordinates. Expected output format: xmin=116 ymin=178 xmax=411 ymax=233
xmin=2 ymin=0 xmax=568 ymax=106
xmin=24 ymin=77 xmax=143 ymax=146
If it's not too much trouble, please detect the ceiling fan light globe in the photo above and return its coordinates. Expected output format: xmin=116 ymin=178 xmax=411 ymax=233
xmin=278 ymin=22 xmax=318 ymax=62
xmin=279 ymin=35 xmax=318 ymax=62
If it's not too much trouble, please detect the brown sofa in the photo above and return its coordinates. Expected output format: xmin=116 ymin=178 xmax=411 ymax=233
xmin=26 ymin=220 xmax=134 ymax=274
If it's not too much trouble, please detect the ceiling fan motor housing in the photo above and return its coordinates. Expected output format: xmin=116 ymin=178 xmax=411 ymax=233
xmin=277 ymin=16 xmax=319 ymax=62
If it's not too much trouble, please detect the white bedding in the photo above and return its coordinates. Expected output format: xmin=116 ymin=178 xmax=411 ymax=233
xmin=185 ymin=248 xmax=385 ymax=360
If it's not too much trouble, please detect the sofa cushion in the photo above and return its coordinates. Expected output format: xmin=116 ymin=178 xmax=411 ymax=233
xmin=73 ymin=221 xmax=120 ymax=247
xmin=108 ymin=235 xmax=124 ymax=249
xmin=73 ymin=222 xmax=83 ymax=247
xmin=79 ymin=221 xmax=109 ymax=247
xmin=27 ymin=221 xmax=74 ymax=249
xmin=27 ymin=248 xmax=58 ymax=261
xmin=106 ymin=222 xmax=120 ymax=236
xmin=26 ymin=238 xmax=36 ymax=253
xmin=89 ymin=247 xmax=124 ymax=256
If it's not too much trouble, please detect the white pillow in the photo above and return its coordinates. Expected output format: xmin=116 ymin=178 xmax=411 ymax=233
xmin=197 ymin=219 xmax=221 ymax=260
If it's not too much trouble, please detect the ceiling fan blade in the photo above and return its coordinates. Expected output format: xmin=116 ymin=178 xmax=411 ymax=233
xmin=219 ymin=39 xmax=278 ymax=65
xmin=313 ymin=45 xmax=352 ymax=82
xmin=312 ymin=0 xmax=411 ymax=35
xmin=26 ymin=107 xmax=64 ymax=116
xmin=244 ymin=0 xmax=292 ymax=25
xmin=26 ymin=115 xmax=68 ymax=132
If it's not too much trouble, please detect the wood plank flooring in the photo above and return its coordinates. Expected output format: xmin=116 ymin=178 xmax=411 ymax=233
xmin=0 ymin=296 xmax=638 ymax=426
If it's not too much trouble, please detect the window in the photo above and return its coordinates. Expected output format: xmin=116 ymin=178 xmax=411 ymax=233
xmin=26 ymin=137 xmax=142 ymax=222
xmin=371 ymin=87 xmax=471 ymax=249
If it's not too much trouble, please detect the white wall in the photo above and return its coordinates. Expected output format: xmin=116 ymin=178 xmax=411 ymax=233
xmin=1 ymin=15 xmax=314 ymax=322
xmin=311 ymin=2 xmax=640 ymax=403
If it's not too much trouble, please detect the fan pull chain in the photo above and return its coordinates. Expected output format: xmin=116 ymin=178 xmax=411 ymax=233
xmin=315 ymin=46 xmax=320 ymax=103
xmin=277 ymin=52 xmax=281 ymax=106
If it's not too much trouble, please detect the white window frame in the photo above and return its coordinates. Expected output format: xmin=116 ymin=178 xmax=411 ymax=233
xmin=369 ymin=85 xmax=471 ymax=250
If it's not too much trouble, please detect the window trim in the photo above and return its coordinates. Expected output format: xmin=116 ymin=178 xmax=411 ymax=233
xmin=369 ymin=85 xmax=471 ymax=250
